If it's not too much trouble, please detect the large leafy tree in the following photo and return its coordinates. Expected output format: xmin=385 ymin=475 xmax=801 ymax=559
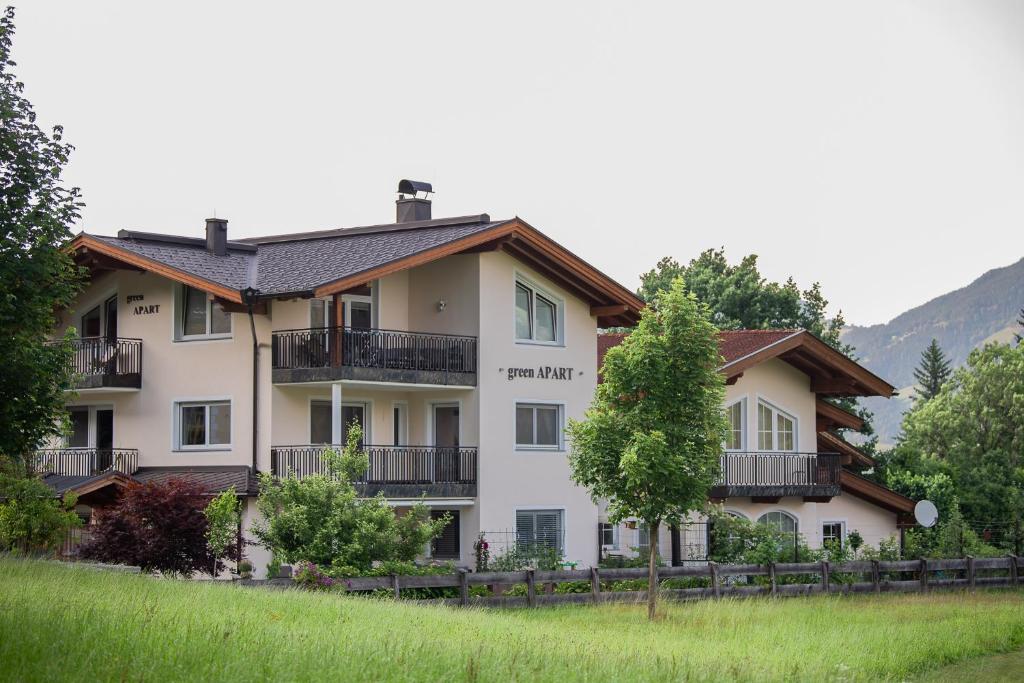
xmin=253 ymin=423 xmax=448 ymax=574
xmin=568 ymin=278 xmax=727 ymax=620
xmin=912 ymin=338 xmax=952 ymax=402
xmin=0 ymin=7 xmax=84 ymax=463
xmin=899 ymin=342 xmax=1024 ymax=549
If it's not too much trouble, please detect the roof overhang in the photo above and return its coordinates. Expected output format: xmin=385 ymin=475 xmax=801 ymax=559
xmin=69 ymin=234 xmax=245 ymax=304
xmin=310 ymin=218 xmax=645 ymax=327
xmin=721 ymin=330 xmax=894 ymax=398
xmin=818 ymin=430 xmax=875 ymax=468
xmin=839 ymin=470 xmax=917 ymax=522
xmin=816 ymin=399 xmax=865 ymax=431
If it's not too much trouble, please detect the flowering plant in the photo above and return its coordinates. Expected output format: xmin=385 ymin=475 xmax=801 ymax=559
xmin=473 ymin=533 xmax=490 ymax=572
xmin=293 ymin=561 xmax=335 ymax=591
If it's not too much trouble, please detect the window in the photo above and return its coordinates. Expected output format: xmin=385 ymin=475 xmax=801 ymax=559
xmin=516 ymin=509 xmax=564 ymax=553
xmin=822 ymin=522 xmax=845 ymax=549
xmin=515 ymin=403 xmax=562 ymax=449
xmin=177 ymin=401 xmax=230 ymax=449
xmin=757 ymin=511 xmax=798 ymax=535
xmin=515 ymin=278 xmax=561 ymax=344
xmin=176 ymin=285 xmax=230 ymax=339
xmin=68 ymin=407 xmax=90 ymax=448
xmin=430 ymin=510 xmax=460 ymax=559
xmin=393 ymin=403 xmax=408 ymax=446
xmin=310 ymin=299 xmax=327 ymax=329
xmin=637 ymin=523 xmax=651 ymax=551
xmin=65 ymin=406 xmax=113 ymax=449
xmin=757 ymin=400 xmax=796 ymax=451
xmin=725 ymin=400 xmax=745 ymax=450
xmin=599 ymin=522 xmax=619 ymax=550
xmin=81 ymin=305 xmax=101 ymax=337
xmin=310 ymin=400 xmax=332 ymax=444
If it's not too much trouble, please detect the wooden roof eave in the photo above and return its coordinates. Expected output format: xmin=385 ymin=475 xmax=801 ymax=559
xmin=839 ymin=470 xmax=916 ymax=516
xmin=816 ymin=398 xmax=865 ymax=431
xmin=818 ymin=431 xmax=875 ymax=468
xmin=69 ymin=234 xmax=245 ymax=304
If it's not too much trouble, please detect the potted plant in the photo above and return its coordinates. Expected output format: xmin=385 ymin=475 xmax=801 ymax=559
xmin=238 ymin=559 xmax=253 ymax=580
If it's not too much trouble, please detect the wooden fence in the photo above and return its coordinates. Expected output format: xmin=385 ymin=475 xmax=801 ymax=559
xmin=328 ymin=556 xmax=1022 ymax=608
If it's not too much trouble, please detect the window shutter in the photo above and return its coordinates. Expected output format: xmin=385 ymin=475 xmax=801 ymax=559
xmin=535 ymin=511 xmax=562 ymax=551
xmin=516 ymin=511 xmax=535 ymax=545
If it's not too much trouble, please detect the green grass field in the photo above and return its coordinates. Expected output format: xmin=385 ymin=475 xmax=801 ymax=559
xmin=2 ymin=558 xmax=1024 ymax=682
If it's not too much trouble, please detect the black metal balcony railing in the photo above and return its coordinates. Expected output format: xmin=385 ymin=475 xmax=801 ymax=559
xmin=712 ymin=451 xmax=841 ymax=498
xmin=271 ymin=327 xmax=477 ymax=377
xmin=271 ymin=445 xmax=478 ymax=483
xmin=52 ymin=337 xmax=143 ymax=389
xmin=32 ymin=448 xmax=140 ymax=477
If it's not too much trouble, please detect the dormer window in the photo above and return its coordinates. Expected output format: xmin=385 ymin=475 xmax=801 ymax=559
xmin=515 ymin=276 xmax=562 ymax=345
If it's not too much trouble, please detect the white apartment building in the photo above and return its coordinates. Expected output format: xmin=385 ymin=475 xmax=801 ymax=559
xmin=40 ymin=182 xmax=914 ymax=575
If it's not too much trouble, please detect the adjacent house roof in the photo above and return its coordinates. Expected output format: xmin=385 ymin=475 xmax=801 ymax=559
xmin=598 ymin=329 xmax=895 ymax=398
xmin=41 ymin=466 xmax=258 ymax=500
xmin=70 ymin=214 xmax=644 ymax=327
xmin=817 ymin=430 xmax=876 ymax=468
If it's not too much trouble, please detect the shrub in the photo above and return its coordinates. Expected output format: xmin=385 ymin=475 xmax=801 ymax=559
xmin=0 ymin=474 xmax=80 ymax=553
xmin=490 ymin=544 xmax=562 ymax=571
xmin=81 ymin=478 xmax=218 ymax=575
xmin=204 ymin=488 xmax=241 ymax=574
xmin=294 ymin=562 xmax=335 ymax=591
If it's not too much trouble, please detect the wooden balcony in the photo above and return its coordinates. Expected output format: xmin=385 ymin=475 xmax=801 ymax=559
xmin=32 ymin=448 xmax=140 ymax=477
xmin=710 ymin=452 xmax=842 ymax=501
xmin=271 ymin=327 xmax=476 ymax=386
xmin=55 ymin=337 xmax=142 ymax=390
xmin=270 ymin=445 xmax=478 ymax=498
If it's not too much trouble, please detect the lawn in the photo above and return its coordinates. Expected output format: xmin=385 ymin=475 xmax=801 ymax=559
xmin=2 ymin=558 xmax=1024 ymax=682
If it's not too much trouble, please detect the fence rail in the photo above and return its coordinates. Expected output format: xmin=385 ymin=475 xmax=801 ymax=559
xmin=271 ymin=445 xmax=478 ymax=484
xmin=271 ymin=327 xmax=477 ymax=375
xmin=31 ymin=448 xmax=140 ymax=477
xmin=318 ymin=555 xmax=1023 ymax=608
xmin=51 ymin=337 xmax=143 ymax=381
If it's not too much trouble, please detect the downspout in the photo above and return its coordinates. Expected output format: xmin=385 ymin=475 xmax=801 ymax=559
xmin=242 ymin=287 xmax=260 ymax=474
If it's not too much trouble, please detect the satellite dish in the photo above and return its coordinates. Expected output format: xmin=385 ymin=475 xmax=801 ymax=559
xmin=915 ymin=500 xmax=939 ymax=528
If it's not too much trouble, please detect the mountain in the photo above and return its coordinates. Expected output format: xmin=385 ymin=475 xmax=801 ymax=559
xmin=841 ymin=257 xmax=1024 ymax=446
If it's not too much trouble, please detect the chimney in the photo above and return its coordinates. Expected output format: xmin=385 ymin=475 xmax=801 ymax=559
xmin=205 ymin=218 xmax=228 ymax=256
xmin=396 ymin=179 xmax=433 ymax=222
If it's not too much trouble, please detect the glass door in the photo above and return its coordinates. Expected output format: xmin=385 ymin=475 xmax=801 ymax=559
xmin=96 ymin=409 xmax=114 ymax=471
xmin=433 ymin=404 xmax=460 ymax=482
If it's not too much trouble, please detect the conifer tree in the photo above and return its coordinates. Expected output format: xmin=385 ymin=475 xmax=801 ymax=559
xmin=912 ymin=338 xmax=952 ymax=402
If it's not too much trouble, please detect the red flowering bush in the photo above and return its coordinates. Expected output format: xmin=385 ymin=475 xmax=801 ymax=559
xmin=293 ymin=562 xmax=335 ymax=591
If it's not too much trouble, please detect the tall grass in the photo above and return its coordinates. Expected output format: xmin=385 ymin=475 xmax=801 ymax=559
xmin=2 ymin=557 xmax=1024 ymax=682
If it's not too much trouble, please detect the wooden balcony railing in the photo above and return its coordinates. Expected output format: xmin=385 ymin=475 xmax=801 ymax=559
xmin=270 ymin=327 xmax=476 ymax=385
xmin=51 ymin=337 xmax=143 ymax=389
xmin=31 ymin=448 xmax=140 ymax=477
xmin=712 ymin=452 xmax=841 ymax=498
xmin=270 ymin=445 xmax=478 ymax=497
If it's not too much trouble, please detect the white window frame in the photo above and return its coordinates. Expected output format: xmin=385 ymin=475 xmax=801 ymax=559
xmin=600 ymin=522 xmax=620 ymax=550
xmin=173 ymin=397 xmax=233 ymax=451
xmin=392 ymin=401 xmax=409 ymax=446
xmin=514 ymin=506 xmax=566 ymax=556
xmin=514 ymin=400 xmax=565 ymax=451
xmin=724 ymin=398 xmax=746 ymax=451
xmin=513 ymin=273 xmax=565 ymax=346
xmin=64 ymin=404 xmax=114 ymax=449
xmin=821 ymin=520 xmax=847 ymax=549
xmin=755 ymin=398 xmax=798 ymax=452
xmin=756 ymin=510 xmax=799 ymax=535
xmin=427 ymin=400 xmax=461 ymax=448
xmin=174 ymin=284 xmax=232 ymax=342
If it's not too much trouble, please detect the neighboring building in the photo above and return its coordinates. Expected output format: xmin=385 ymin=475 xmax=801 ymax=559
xmin=39 ymin=182 xmax=643 ymax=575
xmin=38 ymin=181 xmax=913 ymax=574
xmin=597 ymin=329 xmax=917 ymax=564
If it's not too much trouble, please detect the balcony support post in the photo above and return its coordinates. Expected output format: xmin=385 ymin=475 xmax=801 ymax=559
xmin=331 ymin=383 xmax=343 ymax=445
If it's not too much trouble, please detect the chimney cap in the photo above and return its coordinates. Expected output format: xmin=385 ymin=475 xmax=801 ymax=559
xmin=398 ymin=179 xmax=433 ymax=197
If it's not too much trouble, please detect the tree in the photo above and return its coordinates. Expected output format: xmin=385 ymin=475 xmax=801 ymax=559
xmin=900 ymin=342 xmax=1024 ymax=549
xmin=252 ymin=423 xmax=449 ymax=574
xmin=204 ymin=487 xmax=241 ymax=575
xmin=0 ymin=472 xmax=80 ymax=553
xmin=0 ymin=8 xmax=84 ymax=465
xmin=1016 ymin=307 xmax=1023 ymax=344
xmin=81 ymin=479 xmax=219 ymax=575
xmin=568 ymin=278 xmax=727 ymax=619
xmin=912 ymin=339 xmax=952 ymax=402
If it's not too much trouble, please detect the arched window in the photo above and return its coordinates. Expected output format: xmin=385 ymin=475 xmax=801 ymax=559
xmin=757 ymin=510 xmax=798 ymax=534
xmin=725 ymin=510 xmax=747 ymax=521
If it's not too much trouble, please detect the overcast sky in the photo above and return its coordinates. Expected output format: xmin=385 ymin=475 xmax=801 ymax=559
xmin=14 ymin=1 xmax=1024 ymax=326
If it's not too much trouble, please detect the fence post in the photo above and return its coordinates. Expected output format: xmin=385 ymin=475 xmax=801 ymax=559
xmin=919 ymin=559 xmax=929 ymax=593
xmin=709 ymin=561 xmax=720 ymax=598
xmin=821 ymin=560 xmax=830 ymax=594
xmin=392 ymin=574 xmax=401 ymax=600
xmin=768 ymin=562 xmax=777 ymax=596
xmin=590 ymin=567 xmax=601 ymax=602
xmin=966 ymin=555 xmax=975 ymax=590
xmin=1009 ymin=555 xmax=1019 ymax=586
xmin=871 ymin=560 xmax=881 ymax=594
xmin=526 ymin=568 xmax=536 ymax=607
xmin=459 ymin=568 xmax=469 ymax=606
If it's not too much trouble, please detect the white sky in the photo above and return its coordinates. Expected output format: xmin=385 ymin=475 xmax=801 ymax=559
xmin=14 ymin=1 xmax=1024 ymax=325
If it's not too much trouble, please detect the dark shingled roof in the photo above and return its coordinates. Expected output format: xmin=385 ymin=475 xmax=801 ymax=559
xmin=41 ymin=473 xmax=102 ymax=495
xmin=88 ymin=215 xmax=507 ymax=298
xmin=40 ymin=466 xmax=257 ymax=497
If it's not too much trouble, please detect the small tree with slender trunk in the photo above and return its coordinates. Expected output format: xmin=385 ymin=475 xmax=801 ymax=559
xmin=568 ymin=278 xmax=726 ymax=620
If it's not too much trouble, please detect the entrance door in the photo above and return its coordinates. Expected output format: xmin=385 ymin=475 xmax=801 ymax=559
xmin=433 ymin=405 xmax=460 ymax=482
xmin=95 ymin=409 xmax=114 ymax=470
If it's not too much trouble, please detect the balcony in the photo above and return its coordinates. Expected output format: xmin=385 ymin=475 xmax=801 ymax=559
xmin=270 ymin=445 xmax=478 ymax=498
xmin=32 ymin=448 xmax=140 ymax=477
xmin=271 ymin=327 xmax=477 ymax=386
xmin=56 ymin=337 xmax=142 ymax=390
xmin=710 ymin=452 xmax=841 ymax=501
